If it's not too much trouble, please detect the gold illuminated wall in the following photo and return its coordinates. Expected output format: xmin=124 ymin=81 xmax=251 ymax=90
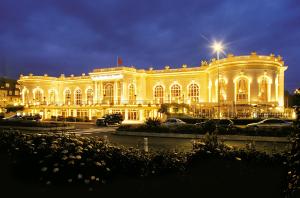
xmin=18 ymin=52 xmax=287 ymax=122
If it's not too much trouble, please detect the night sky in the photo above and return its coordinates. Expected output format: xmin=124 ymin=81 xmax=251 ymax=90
xmin=0 ymin=0 xmax=299 ymax=92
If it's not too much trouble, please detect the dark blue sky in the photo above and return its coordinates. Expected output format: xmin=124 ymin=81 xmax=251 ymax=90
xmin=0 ymin=0 xmax=299 ymax=92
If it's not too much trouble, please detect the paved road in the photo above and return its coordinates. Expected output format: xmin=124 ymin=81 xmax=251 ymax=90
xmin=65 ymin=126 xmax=291 ymax=154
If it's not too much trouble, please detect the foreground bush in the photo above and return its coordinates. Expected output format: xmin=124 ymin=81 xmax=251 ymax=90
xmin=0 ymin=131 xmax=298 ymax=197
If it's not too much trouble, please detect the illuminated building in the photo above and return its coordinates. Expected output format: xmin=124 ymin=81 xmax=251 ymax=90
xmin=18 ymin=52 xmax=288 ymax=122
xmin=0 ymin=78 xmax=21 ymax=112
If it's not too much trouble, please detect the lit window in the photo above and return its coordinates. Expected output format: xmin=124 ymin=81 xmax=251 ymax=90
xmin=75 ymin=89 xmax=82 ymax=105
xmin=219 ymin=79 xmax=227 ymax=102
xmin=259 ymin=77 xmax=268 ymax=102
xmin=49 ymin=90 xmax=56 ymax=105
xmin=34 ymin=89 xmax=43 ymax=102
xmin=171 ymin=84 xmax=181 ymax=101
xmin=154 ymin=85 xmax=164 ymax=104
xmin=9 ymin=91 xmax=12 ymax=95
xmin=86 ymin=88 xmax=93 ymax=105
xmin=5 ymin=83 xmax=9 ymax=88
xmin=103 ymin=83 xmax=114 ymax=104
xmin=65 ymin=90 xmax=71 ymax=105
xmin=188 ymin=83 xmax=199 ymax=103
xmin=236 ymin=78 xmax=248 ymax=102
xmin=128 ymin=84 xmax=136 ymax=104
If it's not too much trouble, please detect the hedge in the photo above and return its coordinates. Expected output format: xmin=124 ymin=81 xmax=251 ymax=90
xmin=0 ymin=131 xmax=298 ymax=197
xmin=117 ymin=123 xmax=294 ymax=137
xmin=0 ymin=120 xmax=70 ymax=128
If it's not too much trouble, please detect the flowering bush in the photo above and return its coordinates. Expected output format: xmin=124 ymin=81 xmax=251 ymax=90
xmin=0 ymin=130 xmax=297 ymax=197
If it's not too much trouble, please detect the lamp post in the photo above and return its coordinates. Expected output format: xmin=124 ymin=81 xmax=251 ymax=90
xmin=212 ymin=42 xmax=224 ymax=119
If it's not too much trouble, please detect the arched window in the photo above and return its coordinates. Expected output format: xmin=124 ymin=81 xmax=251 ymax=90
xmin=128 ymin=84 xmax=136 ymax=104
xmin=219 ymin=79 xmax=227 ymax=102
xmin=259 ymin=77 xmax=268 ymax=102
xmin=154 ymin=85 xmax=164 ymax=104
xmin=65 ymin=89 xmax=71 ymax=105
xmin=104 ymin=83 xmax=114 ymax=104
xmin=75 ymin=89 xmax=82 ymax=105
xmin=188 ymin=83 xmax=199 ymax=103
xmin=171 ymin=84 xmax=181 ymax=101
xmin=86 ymin=88 xmax=93 ymax=105
xmin=236 ymin=78 xmax=248 ymax=102
xmin=34 ymin=89 xmax=43 ymax=103
xmin=49 ymin=90 xmax=56 ymax=105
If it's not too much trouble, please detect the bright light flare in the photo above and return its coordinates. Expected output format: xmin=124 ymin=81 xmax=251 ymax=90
xmin=211 ymin=41 xmax=224 ymax=53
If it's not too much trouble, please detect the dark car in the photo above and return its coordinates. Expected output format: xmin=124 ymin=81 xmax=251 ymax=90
xmin=96 ymin=113 xmax=124 ymax=126
xmin=195 ymin=119 xmax=235 ymax=133
xmin=216 ymin=119 xmax=234 ymax=129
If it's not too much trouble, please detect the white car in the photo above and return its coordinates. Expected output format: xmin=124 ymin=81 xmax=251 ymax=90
xmin=246 ymin=118 xmax=293 ymax=130
xmin=162 ymin=118 xmax=186 ymax=126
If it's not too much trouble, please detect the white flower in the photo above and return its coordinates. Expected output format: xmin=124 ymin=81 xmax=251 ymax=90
xmin=62 ymin=150 xmax=68 ymax=154
xmin=67 ymin=178 xmax=73 ymax=183
xmin=75 ymin=155 xmax=81 ymax=160
xmin=41 ymin=167 xmax=47 ymax=172
xmin=77 ymin=174 xmax=83 ymax=179
xmin=53 ymin=167 xmax=59 ymax=173
xmin=91 ymin=176 xmax=96 ymax=180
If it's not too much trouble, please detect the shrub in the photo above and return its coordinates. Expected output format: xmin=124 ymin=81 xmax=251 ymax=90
xmin=145 ymin=117 xmax=162 ymax=128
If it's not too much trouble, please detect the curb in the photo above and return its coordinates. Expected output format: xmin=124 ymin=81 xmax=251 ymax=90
xmin=115 ymin=131 xmax=290 ymax=143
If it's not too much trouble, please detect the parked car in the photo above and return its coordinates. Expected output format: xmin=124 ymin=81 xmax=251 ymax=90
xmin=162 ymin=118 xmax=186 ymax=126
xmin=216 ymin=119 xmax=235 ymax=129
xmin=96 ymin=113 xmax=124 ymax=126
xmin=246 ymin=118 xmax=293 ymax=130
xmin=3 ymin=114 xmax=23 ymax=120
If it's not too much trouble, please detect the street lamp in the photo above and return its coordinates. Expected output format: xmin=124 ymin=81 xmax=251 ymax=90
xmin=211 ymin=41 xmax=224 ymax=119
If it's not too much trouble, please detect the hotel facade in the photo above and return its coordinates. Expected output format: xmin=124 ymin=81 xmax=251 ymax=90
xmin=18 ymin=52 xmax=289 ymax=122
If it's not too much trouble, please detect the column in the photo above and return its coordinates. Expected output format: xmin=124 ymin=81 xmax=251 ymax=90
xmin=88 ymin=109 xmax=92 ymax=120
xmin=99 ymin=82 xmax=103 ymax=103
xmin=94 ymin=81 xmax=98 ymax=104
xmin=278 ymin=69 xmax=284 ymax=107
xmin=139 ymin=109 xmax=144 ymax=121
xmin=121 ymin=81 xmax=127 ymax=104
xmin=125 ymin=109 xmax=128 ymax=121
xmin=114 ymin=81 xmax=118 ymax=105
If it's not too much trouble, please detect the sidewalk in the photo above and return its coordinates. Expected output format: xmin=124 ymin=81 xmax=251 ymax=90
xmin=115 ymin=131 xmax=290 ymax=142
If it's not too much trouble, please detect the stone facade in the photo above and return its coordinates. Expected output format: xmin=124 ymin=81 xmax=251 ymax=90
xmin=18 ymin=52 xmax=288 ymax=122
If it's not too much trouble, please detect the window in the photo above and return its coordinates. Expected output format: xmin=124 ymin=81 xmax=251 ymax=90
xmin=9 ymin=91 xmax=12 ymax=95
xmin=49 ymin=90 xmax=56 ymax=105
xmin=259 ymin=77 xmax=268 ymax=102
xmin=34 ymin=89 xmax=43 ymax=102
xmin=128 ymin=84 xmax=135 ymax=104
xmin=103 ymin=83 xmax=114 ymax=104
xmin=188 ymin=83 xmax=199 ymax=103
xmin=154 ymin=85 xmax=164 ymax=104
xmin=5 ymin=83 xmax=9 ymax=88
xmin=75 ymin=89 xmax=82 ymax=105
xmin=236 ymin=78 xmax=248 ymax=102
xmin=128 ymin=110 xmax=138 ymax=120
xmin=171 ymin=84 xmax=181 ymax=101
xmin=15 ymin=90 xmax=19 ymax=95
xmin=65 ymin=90 xmax=71 ymax=105
xmin=86 ymin=88 xmax=93 ymax=105
xmin=219 ymin=78 xmax=227 ymax=102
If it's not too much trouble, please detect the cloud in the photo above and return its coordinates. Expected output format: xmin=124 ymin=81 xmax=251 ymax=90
xmin=0 ymin=0 xmax=299 ymax=91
